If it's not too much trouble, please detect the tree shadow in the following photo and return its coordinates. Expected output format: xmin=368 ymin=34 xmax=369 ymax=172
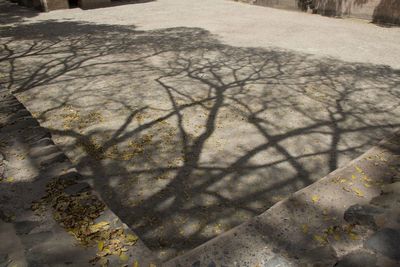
xmin=0 ymin=0 xmax=40 ymax=25
xmin=1 ymin=20 xmax=400 ymax=260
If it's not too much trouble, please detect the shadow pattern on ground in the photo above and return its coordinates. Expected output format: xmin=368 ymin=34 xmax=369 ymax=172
xmin=1 ymin=20 xmax=400 ymax=259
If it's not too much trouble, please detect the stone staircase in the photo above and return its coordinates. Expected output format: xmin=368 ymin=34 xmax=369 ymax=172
xmin=0 ymin=88 xmax=157 ymax=266
xmin=165 ymin=131 xmax=400 ymax=266
xmin=1 ymin=86 xmax=399 ymax=266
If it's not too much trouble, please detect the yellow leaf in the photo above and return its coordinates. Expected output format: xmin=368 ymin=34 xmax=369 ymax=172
xmin=119 ymin=252 xmax=129 ymax=262
xmin=362 ymin=175 xmax=372 ymax=182
xmin=89 ymin=221 xmax=110 ymax=233
xmin=311 ymin=195 xmax=320 ymax=203
xmin=326 ymin=226 xmax=334 ymax=235
xmin=133 ymin=260 xmax=139 ymax=267
xmin=349 ymin=232 xmax=359 ymax=240
xmin=5 ymin=177 xmax=14 ymax=183
xmin=301 ymin=224 xmax=309 ymax=234
xmin=342 ymin=186 xmax=351 ymax=192
xmin=125 ymin=234 xmax=138 ymax=246
xmin=352 ymin=188 xmax=364 ymax=197
xmin=125 ymin=234 xmax=138 ymax=242
xmin=98 ymin=241 xmax=104 ymax=251
xmin=313 ymin=234 xmax=327 ymax=244
xmin=351 ymin=175 xmax=356 ymax=180
xmin=355 ymin=166 xmax=363 ymax=173
xmin=333 ymin=233 xmax=341 ymax=241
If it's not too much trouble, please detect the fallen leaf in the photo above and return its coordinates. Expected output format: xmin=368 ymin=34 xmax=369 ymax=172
xmin=98 ymin=241 xmax=104 ymax=251
xmin=349 ymin=232 xmax=359 ymax=240
xmin=313 ymin=234 xmax=327 ymax=244
xmin=342 ymin=186 xmax=351 ymax=192
xmin=119 ymin=252 xmax=129 ymax=262
xmin=5 ymin=177 xmax=14 ymax=183
xmin=333 ymin=233 xmax=341 ymax=241
xmin=89 ymin=221 xmax=110 ymax=233
xmin=125 ymin=234 xmax=138 ymax=243
xmin=352 ymin=188 xmax=364 ymax=197
xmin=355 ymin=166 xmax=363 ymax=173
xmin=301 ymin=224 xmax=309 ymax=234
xmin=311 ymin=195 xmax=320 ymax=203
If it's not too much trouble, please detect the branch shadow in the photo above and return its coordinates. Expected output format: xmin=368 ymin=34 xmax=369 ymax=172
xmin=1 ymin=20 xmax=400 ymax=260
xmin=0 ymin=0 xmax=40 ymax=25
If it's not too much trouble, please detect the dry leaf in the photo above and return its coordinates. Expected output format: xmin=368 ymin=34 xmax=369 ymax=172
xmin=352 ymin=188 xmax=364 ymax=197
xmin=119 ymin=252 xmax=129 ymax=262
xmin=349 ymin=232 xmax=359 ymax=240
xmin=311 ymin=195 xmax=320 ymax=203
xmin=355 ymin=166 xmax=363 ymax=173
xmin=313 ymin=234 xmax=327 ymax=244
xmin=98 ymin=241 xmax=104 ymax=251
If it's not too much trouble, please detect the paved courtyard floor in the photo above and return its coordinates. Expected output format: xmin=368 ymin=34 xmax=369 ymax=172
xmin=1 ymin=0 xmax=400 ymax=260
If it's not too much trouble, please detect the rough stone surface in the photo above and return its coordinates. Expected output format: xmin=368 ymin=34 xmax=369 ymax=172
xmin=265 ymin=255 xmax=294 ymax=267
xmin=0 ymin=89 xmax=158 ymax=266
xmin=2 ymin=0 xmax=400 ymax=259
xmin=344 ymin=204 xmax=384 ymax=228
xmin=334 ymin=250 xmax=377 ymax=267
xmin=365 ymin=228 xmax=400 ymax=261
xmin=166 ymin=133 xmax=400 ymax=266
xmin=1 ymin=0 xmax=400 ymax=264
xmin=63 ymin=182 xmax=90 ymax=195
xmin=2 ymin=0 xmax=400 ymax=68
xmin=381 ymin=182 xmax=400 ymax=194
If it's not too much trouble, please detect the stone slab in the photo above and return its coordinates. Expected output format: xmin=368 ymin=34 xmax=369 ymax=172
xmin=0 ymin=88 xmax=159 ymax=266
xmin=166 ymin=132 xmax=400 ymax=266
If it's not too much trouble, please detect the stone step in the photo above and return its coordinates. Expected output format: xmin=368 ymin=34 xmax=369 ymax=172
xmin=0 ymin=89 xmax=159 ymax=266
xmin=165 ymin=132 xmax=400 ymax=266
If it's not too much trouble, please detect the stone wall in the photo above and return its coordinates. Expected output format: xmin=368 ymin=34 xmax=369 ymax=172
xmin=313 ymin=0 xmax=400 ymax=24
xmin=235 ymin=0 xmax=400 ymax=25
xmin=13 ymin=0 xmax=112 ymax=11
xmin=44 ymin=0 xmax=69 ymax=11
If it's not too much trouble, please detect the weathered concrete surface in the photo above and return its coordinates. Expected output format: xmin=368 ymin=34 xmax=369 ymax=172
xmin=3 ymin=0 xmax=400 ymax=69
xmin=166 ymin=132 xmax=400 ymax=266
xmin=1 ymin=0 xmax=400 ymax=261
xmin=0 ymin=88 xmax=158 ymax=266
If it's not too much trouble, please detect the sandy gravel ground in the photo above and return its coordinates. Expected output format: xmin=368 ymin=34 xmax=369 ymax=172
xmin=1 ymin=0 xmax=400 ymax=260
